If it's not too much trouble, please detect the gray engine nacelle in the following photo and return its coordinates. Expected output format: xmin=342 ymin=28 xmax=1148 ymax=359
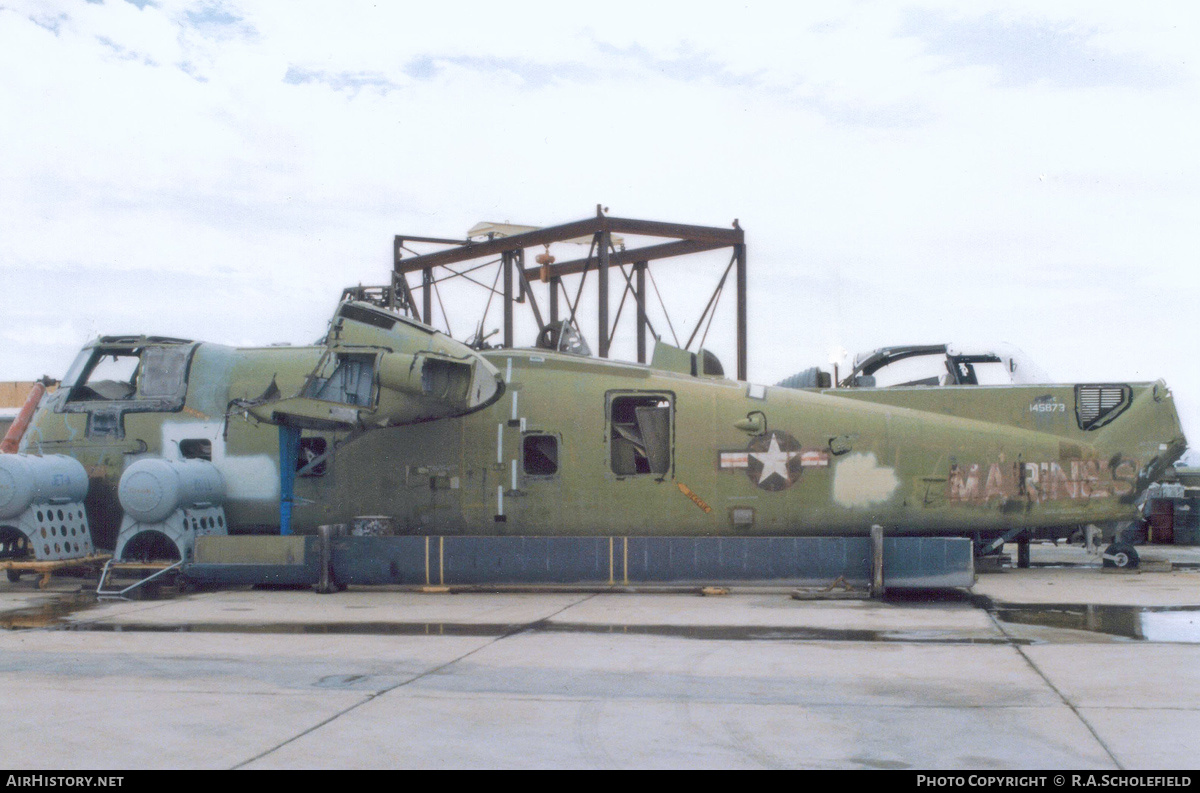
xmin=0 ymin=454 xmax=94 ymax=562
xmin=114 ymin=458 xmax=228 ymax=563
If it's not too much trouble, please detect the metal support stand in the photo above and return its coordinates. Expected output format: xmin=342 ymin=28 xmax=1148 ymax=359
xmin=314 ymin=523 xmax=344 ymax=594
xmin=980 ymin=526 xmax=1027 ymax=557
xmin=635 ymin=261 xmax=647 ymax=364
xmin=870 ymin=524 xmax=885 ymax=599
xmin=598 ymin=230 xmax=611 ymax=358
xmin=735 ymin=241 xmax=747 ymax=381
xmin=422 ymin=267 xmax=433 ymax=325
xmin=278 ymin=425 xmax=300 ymax=536
xmin=502 ymin=251 xmax=514 ymax=348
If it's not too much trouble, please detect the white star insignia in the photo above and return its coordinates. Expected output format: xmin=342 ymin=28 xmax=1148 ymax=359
xmin=750 ymin=434 xmax=798 ymax=484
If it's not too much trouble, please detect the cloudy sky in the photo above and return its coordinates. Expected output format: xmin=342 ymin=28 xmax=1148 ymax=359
xmin=2 ymin=1 xmax=1198 ymax=446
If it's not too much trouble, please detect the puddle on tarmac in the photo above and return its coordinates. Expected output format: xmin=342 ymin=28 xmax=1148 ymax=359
xmin=0 ymin=592 xmax=98 ymax=630
xmin=538 ymin=622 xmax=1013 ymax=644
xmin=40 ymin=619 xmax=1013 ymax=643
xmin=0 ymin=591 xmax=1007 ymax=642
xmin=63 ymin=621 xmax=522 ymax=636
xmin=3 ymin=588 xmax=1199 ymax=644
xmin=993 ymin=604 xmax=1200 ymax=643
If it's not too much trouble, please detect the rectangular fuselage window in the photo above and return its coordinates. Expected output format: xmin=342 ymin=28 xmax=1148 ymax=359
xmin=609 ymin=394 xmax=672 ymax=476
xmin=523 ymin=434 xmax=559 ymax=476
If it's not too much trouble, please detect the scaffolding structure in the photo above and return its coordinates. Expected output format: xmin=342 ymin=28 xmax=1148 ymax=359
xmin=371 ymin=207 xmax=748 ymax=380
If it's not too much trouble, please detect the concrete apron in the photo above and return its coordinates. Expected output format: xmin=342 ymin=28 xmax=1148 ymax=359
xmin=0 ymin=544 xmax=1197 ymax=769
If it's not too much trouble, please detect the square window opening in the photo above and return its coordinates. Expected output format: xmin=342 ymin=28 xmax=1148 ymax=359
xmin=523 ymin=434 xmax=559 ymax=476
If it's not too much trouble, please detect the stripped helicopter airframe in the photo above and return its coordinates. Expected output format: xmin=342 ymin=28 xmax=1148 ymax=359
xmin=1 ymin=298 xmax=1183 ymax=565
xmin=0 ymin=215 xmax=1187 ymax=585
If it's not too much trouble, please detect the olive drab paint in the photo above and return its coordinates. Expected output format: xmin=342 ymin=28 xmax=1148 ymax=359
xmin=15 ymin=300 xmax=1187 ymax=550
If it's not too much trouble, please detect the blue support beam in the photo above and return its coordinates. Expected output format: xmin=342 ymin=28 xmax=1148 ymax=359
xmin=278 ymin=425 xmax=300 ymax=536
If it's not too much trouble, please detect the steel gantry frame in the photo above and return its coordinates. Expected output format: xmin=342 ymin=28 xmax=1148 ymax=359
xmin=387 ymin=207 xmax=749 ymax=380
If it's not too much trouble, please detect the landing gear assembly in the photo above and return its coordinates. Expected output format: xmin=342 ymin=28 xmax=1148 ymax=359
xmin=1102 ymin=543 xmax=1140 ymax=569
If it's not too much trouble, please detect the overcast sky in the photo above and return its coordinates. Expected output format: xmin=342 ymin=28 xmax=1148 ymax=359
xmin=2 ymin=0 xmax=1198 ymax=448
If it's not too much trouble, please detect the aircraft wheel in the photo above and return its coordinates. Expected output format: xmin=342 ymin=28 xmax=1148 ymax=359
xmin=1102 ymin=543 xmax=1140 ymax=569
xmin=6 ymin=569 xmax=21 ymax=583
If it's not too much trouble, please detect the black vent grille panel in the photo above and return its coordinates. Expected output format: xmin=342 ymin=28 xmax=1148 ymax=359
xmin=1076 ymin=384 xmax=1132 ymax=430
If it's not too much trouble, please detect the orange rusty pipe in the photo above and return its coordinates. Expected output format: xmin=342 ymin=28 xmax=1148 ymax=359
xmin=1 ymin=378 xmax=52 ymax=454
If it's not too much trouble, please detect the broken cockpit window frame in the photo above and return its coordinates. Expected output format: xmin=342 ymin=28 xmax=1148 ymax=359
xmin=608 ymin=392 xmax=673 ymax=477
xmin=65 ymin=352 xmax=140 ymax=402
xmin=59 ymin=337 xmax=196 ymax=415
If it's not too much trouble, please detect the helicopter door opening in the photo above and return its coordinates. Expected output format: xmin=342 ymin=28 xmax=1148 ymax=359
xmin=608 ymin=393 xmax=673 ymax=476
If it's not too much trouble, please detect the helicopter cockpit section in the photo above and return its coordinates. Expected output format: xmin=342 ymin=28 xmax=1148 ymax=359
xmin=56 ymin=337 xmax=198 ymax=438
